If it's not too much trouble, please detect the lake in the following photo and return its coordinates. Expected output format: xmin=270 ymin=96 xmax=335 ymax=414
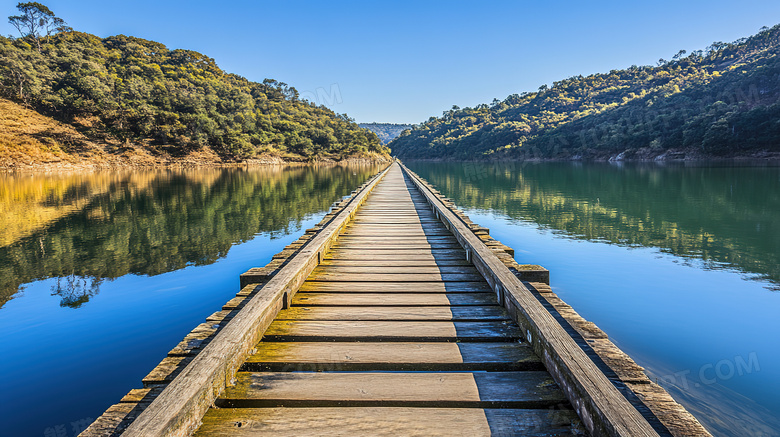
xmin=404 ymin=160 xmax=780 ymax=437
xmin=1 ymin=161 xmax=777 ymax=437
xmin=0 ymin=164 xmax=383 ymax=437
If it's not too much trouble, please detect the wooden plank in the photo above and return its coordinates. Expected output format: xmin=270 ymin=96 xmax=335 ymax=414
xmin=243 ymin=342 xmax=541 ymax=371
xmin=312 ymin=266 xmax=479 ymax=275
xmin=261 ymin=320 xmax=522 ymax=341
xmin=307 ymin=272 xmax=484 ymax=282
xmin=353 ymin=217 xmax=432 ymax=220
xmin=330 ymin=238 xmax=458 ymax=245
xmin=80 ymin=403 xmax=147 ymax=437
xmin=401 ymin=162 xmax=659 ymax=436
xmin=273 ymin=306 xmax=510 ymax=321
xmin=218 ymin=372 xmax=566 ymax=408
xmin=353 ymin=214 xmax=435 ymax=217
xmin=335 ymin=236 xmax=458 ymax=242
xmin=352 ymin=218 xmax=440 ymax=223
xmin=326 ymin=250 xmax=463 ymax=259
xmin=195 ymin=408 xmax=582 ymax=437
xmin=347 ymin=221 xmax=444 ymax=226
xmin=331 ymin=243 xmax=462 ymax=250
xmin=120 ymin=388 xmax=163 ymax=403
xmin=325 ymin=254 xmax=469 ymax=262
xmin=342 ymin=229 xmax=449 ymax=235
xmin=292 ymin=291 xmax=497 ymax=307
xmin=351 ymin=210 xmax=436 ymax=214
xmin=342 ymin=228 xmax=451 ymax=233
xmin=341 ymin=230 xmax=453 ymax=237
xmin=320 ymin=259 xmax=472 ymax=267
xmin=332 ymin=242 xmax=463 ymax=249
xmin=298 ymin=281 xmax=491 ymax=293
xmin=142 ymin=356 xmax=193 ymax=386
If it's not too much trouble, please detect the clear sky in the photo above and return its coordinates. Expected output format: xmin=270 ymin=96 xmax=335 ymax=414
xmin=2 ymin=0 xmax=778 ymax=123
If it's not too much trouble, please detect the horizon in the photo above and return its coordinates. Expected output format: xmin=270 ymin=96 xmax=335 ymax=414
xmin=1 ymin=0 xmax=778 ymax=124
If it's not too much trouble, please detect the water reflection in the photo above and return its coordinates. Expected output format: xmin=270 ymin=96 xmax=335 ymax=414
xmin=0 ymin=164 xmax=382 ymax=309
xmin=407 ymin=161 xmax=780 ymax=288
xmin=406 ymin=160 xmax=780 ymax=436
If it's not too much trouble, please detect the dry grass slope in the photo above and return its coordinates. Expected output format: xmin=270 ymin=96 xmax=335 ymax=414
xmin=0 ymin=98 xmax=251 ymax=169
xmin=0 ymin=97 xmax=103 ymax=168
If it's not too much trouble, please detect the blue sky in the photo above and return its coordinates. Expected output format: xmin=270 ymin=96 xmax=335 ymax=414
xmin=2 ymin=0 xmax=778 ymax=123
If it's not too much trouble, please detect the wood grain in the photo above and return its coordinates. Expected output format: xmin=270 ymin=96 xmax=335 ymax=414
xmin=220 ymin=371 xmax=566 ymax=408
xmin=195 ymin=408 xmax=582 ymax=437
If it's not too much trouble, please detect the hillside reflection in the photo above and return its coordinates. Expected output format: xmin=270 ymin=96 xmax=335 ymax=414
xmin=0 ymin=164 xmax=381 ymax=308
xmin=407 ymin=161 xmax=780 ymax=287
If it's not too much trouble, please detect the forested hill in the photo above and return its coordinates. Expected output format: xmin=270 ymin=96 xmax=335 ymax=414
xmin=0 ymin=5 xmax=388 ymax=165
xmin=390 ymin=25 xmax=780 ymax=160
xmin=359 ymin=123 xmax=413 ymax=144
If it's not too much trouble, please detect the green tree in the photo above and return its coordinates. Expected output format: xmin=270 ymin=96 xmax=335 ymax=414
xmin=0 ymin=6 xmax=389 ymax=161
xmin=389 ymin=23 xmax=780 ymax=160
xmin=7 ymin=2 xmax=69 ymax=52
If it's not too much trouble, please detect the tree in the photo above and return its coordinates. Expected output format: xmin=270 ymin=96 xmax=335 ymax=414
xmin=7 ymin=2 xmax=69 ymax=52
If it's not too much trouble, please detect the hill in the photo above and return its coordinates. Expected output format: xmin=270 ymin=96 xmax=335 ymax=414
xmin=0 ymin=96 xmax=223 ymax=169
xmin=359 ymin=123 xmax=413 ymax=144
xmin=0 ymin=5 xmax=389 ymax=167
xmin=390 ymin=25 xmax=780 ymax=160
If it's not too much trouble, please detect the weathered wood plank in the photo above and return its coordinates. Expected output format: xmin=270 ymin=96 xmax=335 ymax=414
xmin=274 ymin=305 xmax=510 ymax=321
xmin=331 ymin=239 xmax=462 ymax=250
xmin=325 ymin=251 xmax=467 ymax=261
xmin=219 ymin=372 xmax=566 ymax=408
xmin=243 ymin=342 xmax=542 ymax=371
xmin=80 ymin=403 xmax=147 ymax=437
xmin=120 ymin=388 xmax=163 ymax=403
xmin=341 ymin=230 xmax=450 ymax=236
xmin=201 ymin=407 xmax=581 ymax=437
xmin=351 ymin=219 xmax=441 ymax=224
xmin=307 ymin=272 xmax=484 ymax=282
xmin=320 ymin=259 xmax=472 ymax=267
xmin=312 ymin=266 xmax=478 ymax=275
xmin=142 ymin=356 xmax=193 ymax=386
xmin=298 ymin=281 xmax=491 ymax=293
xmin=292 ymin=293 xmax=497 ymax=307
xmin=194 ymin=407 xmax=582 ymax=437
xmin=262 ymin=320 xmax=522 ymax=341
xmin=336 ymin=236 xmax=458 ymax=243
xmin=326 ymin=252 xmax=466 ymax=260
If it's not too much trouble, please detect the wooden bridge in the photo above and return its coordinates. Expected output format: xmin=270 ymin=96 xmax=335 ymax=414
xmin=83 ymin=162 xmax=709 ymax=436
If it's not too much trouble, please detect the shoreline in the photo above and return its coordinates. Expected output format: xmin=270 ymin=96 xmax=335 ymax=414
xmin=399 ymin=154 xmax=780 ymax=165
xmin=0 ymin=155 xmax=392 ymax=173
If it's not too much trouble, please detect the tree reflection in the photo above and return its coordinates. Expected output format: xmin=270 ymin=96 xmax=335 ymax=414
xmin=408 ymin=161 xmax=780 ymax=288
xmin=0 ymin=164 xmax=381 ymax=308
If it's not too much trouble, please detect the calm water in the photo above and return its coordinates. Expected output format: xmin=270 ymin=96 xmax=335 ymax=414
xmin=405 ymin=161 xmax=780 ymax=437
xmin=0 ymin=164 xmax=383 ymax=437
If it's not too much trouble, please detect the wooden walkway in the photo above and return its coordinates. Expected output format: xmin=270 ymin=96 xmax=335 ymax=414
xmin=85 ymin=161 xmax=710 ymax=436
xmin=193 ymin=164 xmax=582 ymax=435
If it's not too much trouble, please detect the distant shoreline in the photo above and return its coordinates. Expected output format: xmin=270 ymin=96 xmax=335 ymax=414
xmin=398 ymin=149 xmax=780 ymax=164
xmin=0 ymin=155 xmax=391 ymax=173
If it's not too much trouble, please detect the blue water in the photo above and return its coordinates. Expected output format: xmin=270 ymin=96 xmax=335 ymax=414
xmin=2 ymin=162 xmax=777 ymax=436
xmin=0 ymin=227 xmax=309 ymax=436
xmin=406 ymin=161 xmax=780 ymax=437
